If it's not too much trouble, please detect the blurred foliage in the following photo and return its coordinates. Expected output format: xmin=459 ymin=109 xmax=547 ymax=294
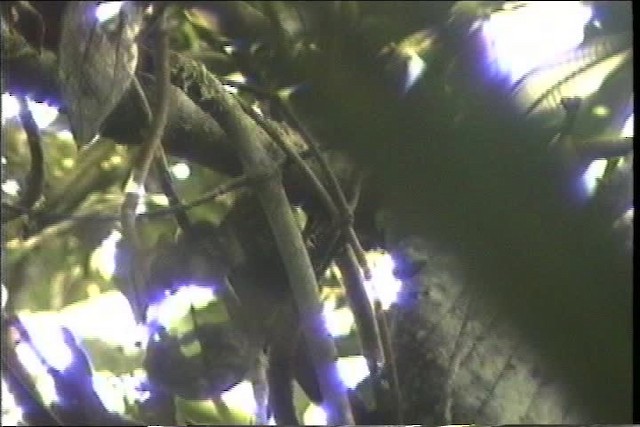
xmin=1 ymin=0 xmax=633 ymax=425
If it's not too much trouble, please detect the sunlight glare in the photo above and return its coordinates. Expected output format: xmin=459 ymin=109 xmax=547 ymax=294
xmin=18 ymin=317 xmax=74 ymax=372
xmin=621 ymin=114 xmax=634 ymax=137
xmin=1 ymin=179 xmax=21 ymax=197
xmin=170 ymin=162 xmax=191 ymax=180
xmin=1 ymin=377 xmax=24 ymax=426
xmin=90 ymin=229 xmax=122 ymax=280
xmin=96 ymin=1 xmax=124 ymax=23
xmin=303 ymin=403 xmax=327 ymax=425
xmin=222 ymin=381 xmax=256 ymax=417
xmin=14 ymin=342 xmax=60 ymax=406
xmin=482 ymin=2 xmax=592 ymax=83
xmin=1 ymin=93 xmax=59 ymax=128
xmin=582 ymin=158 xmax=608 ymax=196
xmin=365 ymin=251 xmax=403 ymax=310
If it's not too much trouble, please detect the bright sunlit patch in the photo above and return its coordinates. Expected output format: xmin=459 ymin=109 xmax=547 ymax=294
xmin=222 ymin=381 xmax=256 ymax=417
xmin=323 ymin=304 xmax=355 ymax=338
xmin=92 ymin=372 xmax=126 ymax=414
xmin=170 ymin=162 xmax=191 ymax=180
xmin=53 ymin=291 xmax=146 ymax=351
xmin=482 ymin=1 xmax=592 ymax=83
xmin=90 ymin=229 xmax=122 ymax=280
xmin=403 ymin=51 xmax=427 ymax=94
xmin=365 ymin=251 xmax=403 ymax=310
xmin=14 ymin=342 xmax=60 ymax=406
xmin=93 ymin=369 xmax=151 ymax=414
xmin=2 ymin=93 xmax=60 ymax=128
xmin=1 ymin=377 xmax=24 ymax=426
xmin=621 ymin=114 xmax=634 ymax=137
xmin=2 ymin=179 xmax=21 ymax=197
xmin=336 ymin=356 xmax=369 ymax=389
xmin=136 ymin=186 xmax=147 ymax=215
xmin=303 ymin=403 xmax=327 ymax=425
xmin=582 ymin=158 xmax=608 ymax=196
xmin=1 ymin=283 xmax=7 ymax=310
xmin=1 ymin=93 xmax=20 ymax=123
xmin=146 ymin=284 xmax=217 ymax=329
xmin=19 ymin=317 xmax=74 ymax=372
xmin=96 ymin=1 xmax=124 ymax=23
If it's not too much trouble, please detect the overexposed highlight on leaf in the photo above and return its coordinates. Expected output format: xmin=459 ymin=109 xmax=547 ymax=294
xmin=481 ymin=1 xmax=592 ymax=83
xmin=336 ymin=356 xmax=369 ymax=389
xmin=96 ymin=1 xmax=124 ymax=23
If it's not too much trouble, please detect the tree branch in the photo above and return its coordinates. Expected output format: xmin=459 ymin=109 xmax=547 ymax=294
xmin=198 ymin=74 xmax=354 ymax=424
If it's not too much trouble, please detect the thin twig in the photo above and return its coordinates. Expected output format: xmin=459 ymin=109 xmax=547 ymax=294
xmin=1 ymin=174 xmax=252 ymax=224
xmin=374 ymin=299 xmax=403 ymax=424
xmin=119 ymin=10 xmax=171 ymax=323
xmin=4 ymin=95 xmax=45 ymax=223
xmin=132 ymin=75 xmax=191 ymax=230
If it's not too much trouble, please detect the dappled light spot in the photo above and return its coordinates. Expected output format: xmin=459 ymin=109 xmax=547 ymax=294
xmin=170 ymin=162 xmax=191 ymax=180
xmin=146 ymin=283 xmax=218 ymax=330
xmin=221 ymin=381 xmax=256 ymax=419
xmin=336 ymin=356 xmax=369 ymax=389
xmin=1 ymin=179 xmax=20 ymax=197
xmin=323 ymin=305 xmax=355 ymax=338
xmin=303 ymin=402 xmax=327 ymax=425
